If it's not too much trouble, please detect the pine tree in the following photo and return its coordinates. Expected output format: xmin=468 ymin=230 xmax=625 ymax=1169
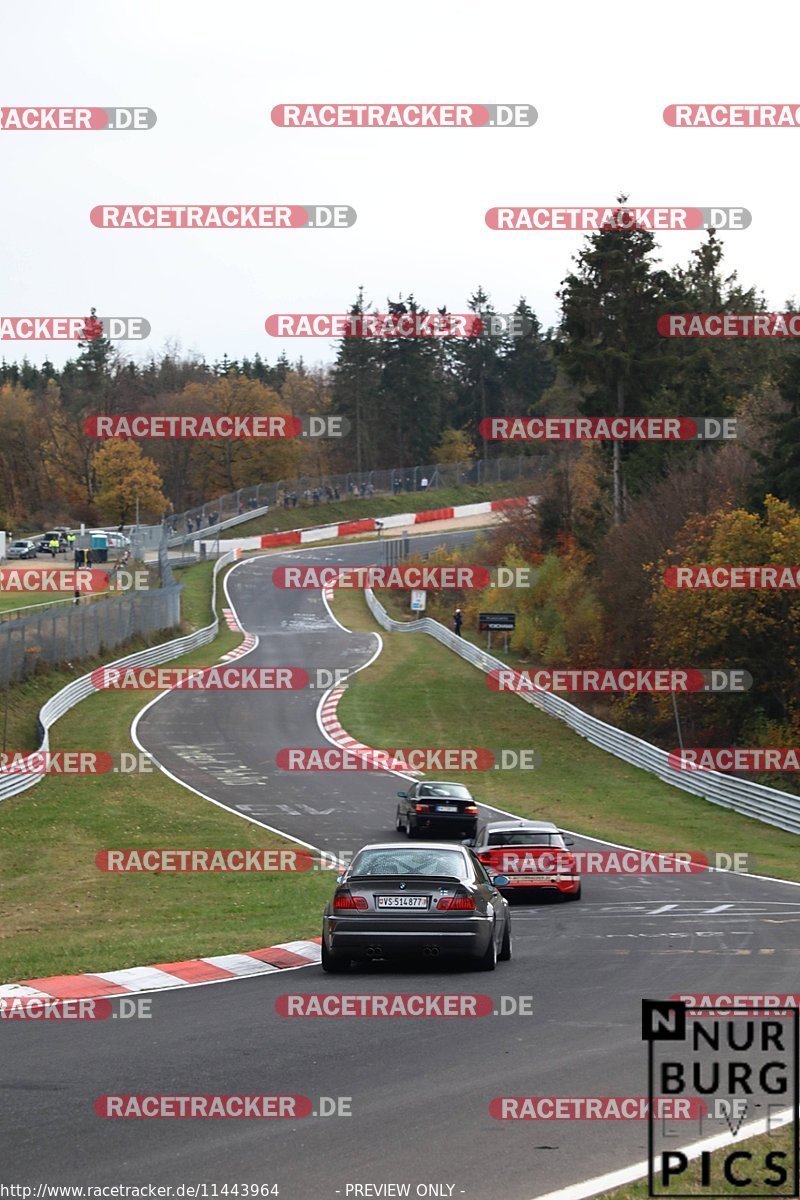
xmin=330 ymin=288 xmax=382 ymax=472
xmin=557 ymin=198 xmax=672 ymax=524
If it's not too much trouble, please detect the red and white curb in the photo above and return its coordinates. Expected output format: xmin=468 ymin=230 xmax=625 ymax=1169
xmin=222 ymin=607 xmax=241 ymax=631
xmin=205 ymin=494 xmax=534 ymax=554
xmin=0 ymin=938 xmax=321 ymax=1002
xmin=319 ymin=687 xmax=423 ymax=775
xmin=220 ymin=632 xmax=257 ymax=662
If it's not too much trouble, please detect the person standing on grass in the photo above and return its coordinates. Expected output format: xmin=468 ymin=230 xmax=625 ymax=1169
xmin=453 ymin=608 xmax=463 ymax=637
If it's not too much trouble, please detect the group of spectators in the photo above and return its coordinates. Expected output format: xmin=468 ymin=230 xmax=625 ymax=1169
xmin=278 ymin=484 xmax=345 ymax=508
xmin=173 ymin=510 xmax=221 ymax=534
xmin=170 ymin=473 xmax=435 ymax=532
xmin=393 ymin=475 xmax=428 ymax=494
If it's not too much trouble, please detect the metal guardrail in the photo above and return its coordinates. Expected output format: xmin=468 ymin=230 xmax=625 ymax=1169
xmin=0 ymin=551 xmax=239 ymax=804
xmin=164 ymin=505 xmax=272 ymax=551
xmin=364 ymin=590 xmax=800 ymax=838
xmin=163 ymin=455 xmax=549 ymax=542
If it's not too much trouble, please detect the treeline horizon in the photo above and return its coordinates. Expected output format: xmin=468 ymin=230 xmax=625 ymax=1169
xmin=1 ymin=214 xmax=800 ymax=535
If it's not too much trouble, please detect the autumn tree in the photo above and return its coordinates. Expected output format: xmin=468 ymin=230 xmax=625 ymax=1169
xmin=433 ymin=428 xmax=476 ymax=463
xmin=649 ymin=496 xmax=800 ymax=741
xmin=93 ymin=438 xmax=167 ymax=525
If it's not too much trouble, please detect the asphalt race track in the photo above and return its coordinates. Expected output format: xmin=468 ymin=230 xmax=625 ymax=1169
xmin=3 ymin=533 xmax=800 ymax=1199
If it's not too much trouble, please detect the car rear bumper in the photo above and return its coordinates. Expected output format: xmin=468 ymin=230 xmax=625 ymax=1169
xmin=323 ymin=913 xmax=494 ymax=959
xmin=410 ymin=813 xmax=478 ymax=833
xmin=500 ymin=875 xmax=580 ymax=895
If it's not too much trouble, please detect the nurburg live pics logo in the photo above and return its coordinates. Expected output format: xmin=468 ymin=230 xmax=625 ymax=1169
xmin=642 ymin=999 xmax=799 ymax=1197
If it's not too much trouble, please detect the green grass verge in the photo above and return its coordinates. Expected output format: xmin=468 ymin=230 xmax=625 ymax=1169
xmin=0 ymin=557 xmax=330 ymax=982
xmin=228 ymin=479 xmax=536 ymax=538
xmin=595 ymin=1123 xmax=795 ymax=1197
xmin=331 ymin=591 xmax=800 ymax=882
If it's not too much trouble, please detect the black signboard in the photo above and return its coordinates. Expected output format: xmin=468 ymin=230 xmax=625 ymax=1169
xmin=478 ymin=612 xmax=516 ymax=632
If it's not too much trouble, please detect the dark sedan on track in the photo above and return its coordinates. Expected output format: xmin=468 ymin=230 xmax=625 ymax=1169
xmin=395 ymin=780 xmax=478 ymax=839
xmin=321 ymin=843 xmax=511 ymax=972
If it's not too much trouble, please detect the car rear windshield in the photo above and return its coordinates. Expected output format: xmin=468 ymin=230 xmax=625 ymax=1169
xmin=349 ymin=849 xmax=469 ymax=879
xmin=486 ymin=832 xmax=566 ymax=847
xmin=417 ymin=784 xmax=471 ymax=799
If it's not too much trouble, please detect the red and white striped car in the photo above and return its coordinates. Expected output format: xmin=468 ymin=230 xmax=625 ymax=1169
xmin=469 ymin=819 xmax=581 ymax=900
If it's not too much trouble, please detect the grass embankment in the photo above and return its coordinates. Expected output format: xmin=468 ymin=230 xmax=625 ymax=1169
xmin=331 ymin=590 xmax=800 ymax=882
xmin=227 ymin=479 xmax=536 ymax=538
xmin=0 ymin=557 xmax=330 ymax=982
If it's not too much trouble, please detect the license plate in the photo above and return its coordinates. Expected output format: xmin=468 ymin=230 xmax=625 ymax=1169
xmin=376 ymin=895 xmax=429 ymax=909
xmin=509 ymin=875 xmax=547 ymax=882
xmin=436 ymin=805 xmax=458 ymax=812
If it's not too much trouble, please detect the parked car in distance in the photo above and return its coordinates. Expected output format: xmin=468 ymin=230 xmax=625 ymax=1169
xmin=36 ymin=530 xmax=69 ymax=552
xmin=396 ymin=781 xmax=479 ymax=840
xmin=7 ymin=539 xmax=38 ymax=560
xmin=468 ymin=819 xmax=581 ymax=900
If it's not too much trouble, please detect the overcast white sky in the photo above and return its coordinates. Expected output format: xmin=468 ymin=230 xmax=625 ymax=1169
xmin=2 ymin=0 xmax=799 ymax=371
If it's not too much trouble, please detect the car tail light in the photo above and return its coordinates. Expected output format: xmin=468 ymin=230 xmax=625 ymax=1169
xmin=437 ymin=895 xmax=476 ymax=911
xmin=415 ymin=803 xmax=431 ymax=812
xmin=559 ymin=855 xmax=576 ymax=874
xmin=464 ymin=805 xmax=478 ymax=814
xmin=333 ymin=892 xmax=368 ymax=910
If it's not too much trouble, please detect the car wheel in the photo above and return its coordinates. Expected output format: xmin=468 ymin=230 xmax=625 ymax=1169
xmin=321 ymin=939 xmax=350 ymax=974
xmin=395 ymin=809 xmax=405 ymax=832
xmin=498 ymin=919 xmax=512 ymax=961
xmin=406 ymin=819 xmax=418 ymax=839
xmin=566 ymin=884 xmax=582 ymax=901
xmin=475 ymin=928 xmax=497 ymax=971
